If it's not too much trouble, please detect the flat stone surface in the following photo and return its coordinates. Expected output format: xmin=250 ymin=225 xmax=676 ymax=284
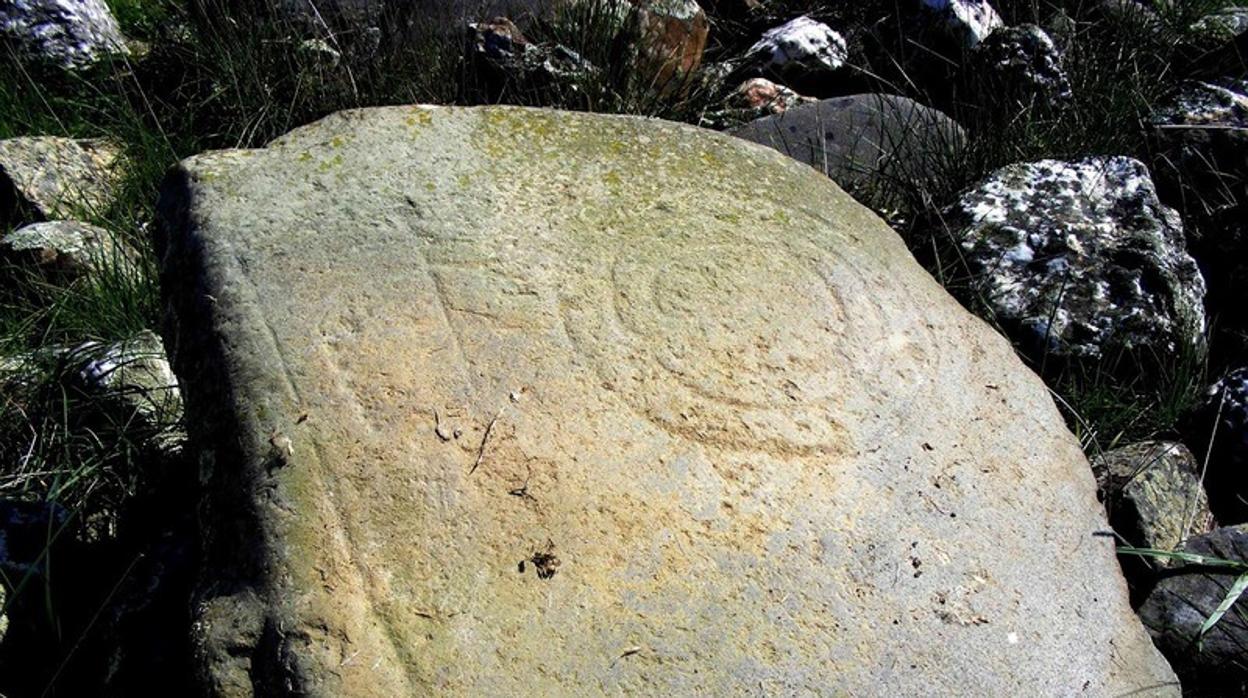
xmin=156 ymin=105 xmax=1176 ymax=695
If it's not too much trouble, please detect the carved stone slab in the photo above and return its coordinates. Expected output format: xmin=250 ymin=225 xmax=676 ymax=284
xmin=156 ymin=106 xmax=1176 ymax=695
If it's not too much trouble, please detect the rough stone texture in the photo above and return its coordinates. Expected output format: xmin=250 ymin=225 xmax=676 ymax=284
xmin=0 ymin=137 xmax=121 ymax=226
xmin=1151 ymin=78 xmax=1248 ymax=330
xmin=468 ymin=17 xmax=598 ymax=95
xmin=156 ymin=105 xmax=1176 ymax=695
xmin=1187 ymin=368 xmax=1248 ymax=524
xmin=729 ymin=94 xmax=965 ymax=220
xmin=1092 ymin=441 xmax=1214 ymax=554
xmin=919 ymin=0 xmax=1003 ymax=48
xmin=1 ymin=220 xmax=139 ymax=282
xmin=728 ymin=77 xmax=813 ymax=115
xmin=1151 ymin=78 xmax=1248 ymax=209
xmin=1139 ymin=524 xmax=1248 ymax=693
xmin=630 ymin=0 xmax=709 ymax=89
xmin=969 ymin=24 xmax=1072 ymax=108
xmin=73 ymin=330 xmax=185 ymax=456
xmin=1190 ymin=5 xmax=1248 ymax=41
xmin=1151 ymin=80 xmax=1248 ymax=233
xmin=0 ymin=0 xmax=128 ymax=69
xmin=742 ymin=16 xmax=847 ymax=86
xmin=700 ymin=77 xmax=814 ymax=128
xmin=945 ymin=156 xmax=1206 ymax=361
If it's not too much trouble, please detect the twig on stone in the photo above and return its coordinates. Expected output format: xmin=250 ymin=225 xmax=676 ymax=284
xmin=470 ymin=409 xmax=503 ymax=474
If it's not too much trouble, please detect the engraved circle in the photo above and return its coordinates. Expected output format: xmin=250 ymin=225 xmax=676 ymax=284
xmin=609 ymin=242 xmax=855 ymax=409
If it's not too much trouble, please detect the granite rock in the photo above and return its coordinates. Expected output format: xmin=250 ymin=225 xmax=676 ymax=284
xmin=156 ymin=105 xmax=1176 ymax=695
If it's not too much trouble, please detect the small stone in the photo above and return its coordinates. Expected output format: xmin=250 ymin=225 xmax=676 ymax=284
xmin=0 ymin=0 xmax=129 ymax=69
xmin=72 ymin=330 xmax=185 ymax=456
xmin=970 ymin=24 xmax=1072 ymax=108
xmin=1 ymin=220 xmax=140 ymax=282
xmin=944 ymin=156 xmax=1206 ymax=362
xmin=919 ymin=0 xmax=1004 ymax=48
xmin=1189 ymin=5 xmax=1248 ymax=40
xmin=467 ymin=16 xmax=598 ymax=93
xmin=1138 ymin=524 xmax=1248 ymax=693
xmin=742 ymin=16 xmax=847 ymax=86
xmin=728 ymin=77 xmax=813 ymax=115
xmin=297 ymin=38 xmax=341 ymax=66
xmin=1092 ymin=441 xmax=1214 ymax=553
xmin=0 ymin=136 xmax=121 ymax=226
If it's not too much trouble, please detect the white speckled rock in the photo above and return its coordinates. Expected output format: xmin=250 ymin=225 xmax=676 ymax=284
xmin=1190 ymin=5 xmax=1248 ymax=40
xmin=945 ymin=156 xmax=1206 ymax=360
xmin=743 ymin=16 xmax=847 ymax=81
xmin=920 ymin=0 xmax=1003 ymax=48
xmin=0 ymin=0 xmax=128 ymax=68
xmin=157 ymin=105 xmax=1176 ymax=696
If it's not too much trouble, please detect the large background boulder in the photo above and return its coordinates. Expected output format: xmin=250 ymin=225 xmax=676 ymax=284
xmin=729 ymin=94 xmax=964 ymax=221
xmin=156 ymin=105 xmax=1175 ymax=694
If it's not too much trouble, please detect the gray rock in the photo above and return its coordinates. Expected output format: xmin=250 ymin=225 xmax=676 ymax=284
xmin=1093 ymin=441 xmax=1214 ymax=554
xmin=741 ymin=16 xmax=847 ymax=85
xmin=71 ymin=330 xmax=185 ymax=456
xmin=1190 ymin=5 xmax=1248 ymax=41
xmin=0 ymin=499 xmax=70 ymax=579
xmin=945 ymin=156 xmax=1206 ymax=361
xmin=1187 ymin=368 xmax=1248 ymax=523
xmin=1 ymin=220 xmax=140 ymax=282
xmin=468 ymin=17 xmax=598 ymax=90
xmin=970 ymin=24 xmax=1072 ymax=108
xmin=1151 ymin=78 xmax=1248 ymax=328
xmin=0 ymin=0 xmax=128 ymax=68
xmin=1151 ymin=78 xmax=1248 ymax=225
xmin=0 ymin=137 xmax=121 ymax=226
xmin=1139 ymin=524 xmax=1248 ymax=693
xmin=156 ymin=104 xmax=1175 ymax=694
xmin=729 ymin=93 xmax=965 ymax=220
xmin=918 ymin=0 xmax=1004 ymax=48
